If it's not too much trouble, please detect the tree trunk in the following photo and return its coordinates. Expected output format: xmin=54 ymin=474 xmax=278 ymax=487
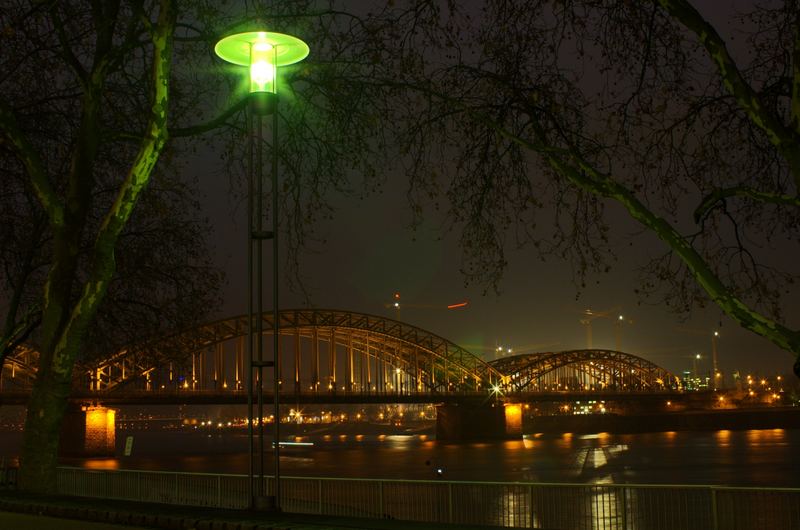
xmin=15 ymin=0 xmax=176 ymax=492
xmin=18 ymin=361 xmax=72 ymax=492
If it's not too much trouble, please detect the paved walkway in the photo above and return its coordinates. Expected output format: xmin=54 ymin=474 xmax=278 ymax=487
xmin=0 ymin=491 xmax=508 ymax=530
xmin=0 ymin=511 xmax=155 ymax=530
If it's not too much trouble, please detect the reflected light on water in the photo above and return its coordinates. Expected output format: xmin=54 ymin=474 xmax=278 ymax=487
xmin=84 ymin=459 xmax=119 ymax=470
xmin=746 ymin=429 xmax=764 ymax=443
xmin=715 ymin=429 xmax=731 ymax=446
xmin=556 ymin=432 xmax=574 ymax=450
xmin=385 ymin=435 xmax=414 ymax=449
xmin=28 ymin=427 xmax=797 ymax=488
xmin=502 ymin=440 xmax=526 ymax=451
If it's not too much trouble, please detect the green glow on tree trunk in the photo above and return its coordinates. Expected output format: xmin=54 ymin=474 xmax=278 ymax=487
xmin=215 ymin=31 xmax=309 ymax=94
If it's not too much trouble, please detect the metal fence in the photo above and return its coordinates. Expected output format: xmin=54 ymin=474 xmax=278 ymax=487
xmin=56 ymin=467 xmax=800 ymax=530
xmin=0 ymin=460 xmax=17 ymax=490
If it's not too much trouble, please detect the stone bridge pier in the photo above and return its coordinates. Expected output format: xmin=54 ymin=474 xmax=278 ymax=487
xmin=59 ymin=405 xmax=116 ymax=457
xmin=435 ymin=403 xmax=522 ymax=441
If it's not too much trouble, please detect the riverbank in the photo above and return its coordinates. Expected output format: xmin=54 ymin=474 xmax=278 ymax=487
xmin=526 ymin=407 xmax=800 ymax=434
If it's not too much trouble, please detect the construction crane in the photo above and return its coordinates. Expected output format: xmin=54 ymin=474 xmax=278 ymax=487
xmin=674 ymin=325 xmax=722 ymax=389
xmin=578 ymin=307 xmax=622 ymax=349
xmin=614 ymin=314 xmax=633 ymax=352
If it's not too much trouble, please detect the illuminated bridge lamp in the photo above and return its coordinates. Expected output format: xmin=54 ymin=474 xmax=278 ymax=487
xmin=214 ymin=31 xmax=309 ymax=112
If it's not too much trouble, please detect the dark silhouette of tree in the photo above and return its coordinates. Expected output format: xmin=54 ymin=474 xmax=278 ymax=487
xmin=0 ymin=0 xmax=223 ymax=491
xmin=374 ymin=0 xmax=800 ymax=374
xmin=0 ymin=0 xmax=403 ymax=492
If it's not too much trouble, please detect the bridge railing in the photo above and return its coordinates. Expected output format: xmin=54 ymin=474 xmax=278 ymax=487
xmin=56 ymin=467 xmax=800 ymax=529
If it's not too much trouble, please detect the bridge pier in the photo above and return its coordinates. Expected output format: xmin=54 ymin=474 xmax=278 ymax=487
xmin=59 ymin=405 xmax=116 ymax=457
xmin=436 ymin=403 xmax=522 ymax=442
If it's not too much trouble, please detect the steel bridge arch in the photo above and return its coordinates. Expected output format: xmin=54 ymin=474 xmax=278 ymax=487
xmin=84 ymin=309 xmax=504 ymax=393
xmin=0 ymin=344 xmax=39 ymax=390
xmin=489 ymin=349 xmax=680 ymax=392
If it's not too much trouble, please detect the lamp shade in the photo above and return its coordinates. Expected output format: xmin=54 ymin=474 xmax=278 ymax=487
xmin=215 ymin=31 xmax=309 ymax=94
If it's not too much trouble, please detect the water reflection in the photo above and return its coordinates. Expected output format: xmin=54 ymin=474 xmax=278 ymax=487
xmin=715 ymin=429 xmax=732 ymax=444
xmin=3 ymin=429 xmax=798 ymax=487
xmin=84 ymin=458 xmax=119 ymax=470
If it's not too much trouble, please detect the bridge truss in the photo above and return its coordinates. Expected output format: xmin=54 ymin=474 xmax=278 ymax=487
xmin=3 ymin=312 xmax=682 ymax=399
xmin=69 ymin=309 xmax=502 ymax=395
xmin=489 ymin=350 xmax=681 ymax=392
xmin=0 ymin=344 xmax=38 ymax=390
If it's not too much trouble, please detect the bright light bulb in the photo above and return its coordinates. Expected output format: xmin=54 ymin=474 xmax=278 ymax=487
xmin=250 ymin=60 xmax=275 ymax=92
xmin=249 ymin=42 xmax=275 ymax=93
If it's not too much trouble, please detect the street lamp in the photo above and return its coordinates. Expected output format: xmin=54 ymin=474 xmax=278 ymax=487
xmin=215 ymin=30 xmax=309 ymax=93
xmin=215 ymin=27 xmax=309 ymax=512
xmin=615 ymin=315 xmax=624 ymax=352
xmin=712 ymin=331 xmax=720 ymax=390
xmin=693 ymin=353 xmax=701 ymax=380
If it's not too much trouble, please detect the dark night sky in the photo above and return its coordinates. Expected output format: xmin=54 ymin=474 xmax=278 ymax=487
xmin=192 ymin=0 xmax=798 ymax=380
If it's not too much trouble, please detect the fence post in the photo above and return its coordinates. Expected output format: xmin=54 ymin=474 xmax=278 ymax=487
xmin=217 ymin=475 xmax=222 ymax=507
xmin=137 ymin=471 xmax=142 ymax=501
xmin=319 ymin=478 xmax=323 ymax=514
xmin=710 ymin=487 xmax=718 ymax=530
xmin=529 ymin=485 xmax=534 ymax=529
xmin=379 ymin=481 xmax=384 ymax=518
xmin=175 ymin=473 xmax=179 ymax=503
xmin=620 ymin=486 xmax=627 ymax=530
xmin=448 ymin=482 xmax=454 ymax=524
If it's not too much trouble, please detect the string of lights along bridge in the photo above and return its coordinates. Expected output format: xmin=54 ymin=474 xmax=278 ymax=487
xmin=2 ymin=309 xmax=682 ymax=401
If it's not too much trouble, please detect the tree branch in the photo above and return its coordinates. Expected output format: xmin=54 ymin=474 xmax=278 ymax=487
xmin=397 ymin=69 xmax=800 ymax=360
xmin=49 ymin=6 xmax=88 ymax=86
xmin=170 ymin=96 xmax=248 ymax=138
xmin=792 ymin=7 xmax=800 ymax=134
xmin=540 ymin=144 xmax=800 ymax=357
xmin=656 ymin=0 xmax=800 ymax=185
xmin=50 ymin=0 xmax=176 ymax=377
xmin=0 ymin=100 xmax=64 ymax=228
xmin=694 ymin=186 xmax=800 ymax=223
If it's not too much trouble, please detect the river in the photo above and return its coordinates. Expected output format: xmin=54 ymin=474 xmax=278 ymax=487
xmin=3 ymin=427 xmax=797 ymax=487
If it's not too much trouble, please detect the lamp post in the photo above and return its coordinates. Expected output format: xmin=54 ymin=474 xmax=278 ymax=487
xmin=215 ymin=28 xmax=309 ymax=512
xmin=712 ymin=331 xmax=720 ymax=390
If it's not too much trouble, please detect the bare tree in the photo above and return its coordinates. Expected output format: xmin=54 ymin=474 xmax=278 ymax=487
xmin=0 ymin=0 xmax=214 ymax=490
xmin=370 ymin=0 xmax=800 ymax=373
xmin=0 ymin=0 xmax=404 ymax=491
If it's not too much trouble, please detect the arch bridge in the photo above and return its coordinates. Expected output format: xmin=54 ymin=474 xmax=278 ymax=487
xmin=2 ymin=310 xmax=681 ymax=400
xmin=3 ymin=309 xmax=504 ymax=397
xmin=490 ymin=349 xmax=681 ymax=393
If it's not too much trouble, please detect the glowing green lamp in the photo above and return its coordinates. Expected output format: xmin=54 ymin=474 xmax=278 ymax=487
xmin=215 ymin=31 xmax=309 ymax=94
